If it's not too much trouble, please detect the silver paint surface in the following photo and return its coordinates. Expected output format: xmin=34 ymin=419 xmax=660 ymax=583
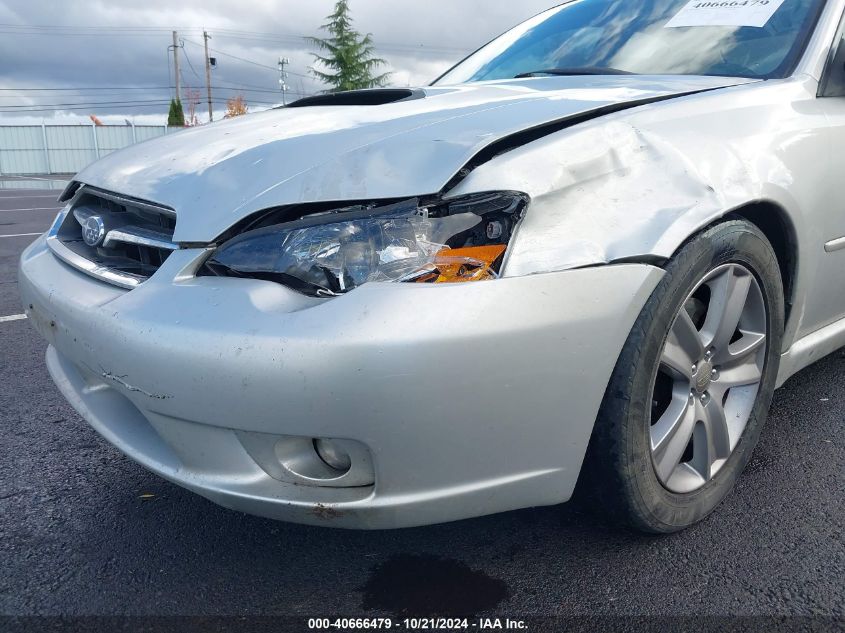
xmin=19 ymin=235 xmax=661 ymax=528
xmin=73 ymin=75 xmax=753 ymax=243
xmin=18 ymin=0 xmax=845 ymax=527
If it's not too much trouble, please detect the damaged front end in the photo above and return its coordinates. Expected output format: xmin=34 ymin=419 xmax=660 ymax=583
xmin=202 ymin=192 xmax=528 ymax=297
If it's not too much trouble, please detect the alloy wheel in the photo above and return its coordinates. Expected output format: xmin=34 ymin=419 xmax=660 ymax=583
xmin=650 ymin=263 xmax=768 ymax=493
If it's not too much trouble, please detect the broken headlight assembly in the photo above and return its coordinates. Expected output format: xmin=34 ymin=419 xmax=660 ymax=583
xmin=203 ymin=192 xmax=528 ymax=297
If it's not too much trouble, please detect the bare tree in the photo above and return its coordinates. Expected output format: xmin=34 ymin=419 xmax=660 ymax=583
xmin=183 ymin=88 xmax=202 ymax=126
xmin=224 ymin=95 xmax=249 ymax=119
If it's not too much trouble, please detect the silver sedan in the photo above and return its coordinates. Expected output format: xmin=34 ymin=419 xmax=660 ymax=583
xmin=18 ymin=0 xmax=845 ymax=531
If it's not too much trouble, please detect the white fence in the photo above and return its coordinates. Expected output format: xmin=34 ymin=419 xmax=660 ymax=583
xmin=0 ymin=124 xmax=175 ymax=175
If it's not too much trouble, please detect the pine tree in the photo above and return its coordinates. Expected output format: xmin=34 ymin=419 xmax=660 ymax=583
xmin=167 ymin=99 xmax=185 ymax=126
xmin=309 ymin=0 xmax=390 ymax=92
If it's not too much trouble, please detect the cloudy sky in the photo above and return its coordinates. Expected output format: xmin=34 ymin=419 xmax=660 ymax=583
xmin=0 ymin=0 xmax=553 ymax=124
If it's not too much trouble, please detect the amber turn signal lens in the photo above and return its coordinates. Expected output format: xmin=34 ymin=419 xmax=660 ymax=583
xmin=412 ymin=245 xmax=507 ymax=284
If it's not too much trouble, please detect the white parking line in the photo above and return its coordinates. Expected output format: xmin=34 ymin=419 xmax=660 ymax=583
xmin=0 ymin=313 xmax=27 ymax=323
xmin=0 ymin=232 xmax=41 ymax=238
xmin=0 ymin=207 xmax=62 ymax=212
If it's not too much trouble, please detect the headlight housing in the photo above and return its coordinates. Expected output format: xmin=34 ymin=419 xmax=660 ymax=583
xmin=204 ymin=192 xmax=527 ymax=297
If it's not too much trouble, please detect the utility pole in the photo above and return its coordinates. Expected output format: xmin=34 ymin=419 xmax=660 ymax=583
xmin=172 ymin=31 xmax=181 ymax=103
xmin=278 ymin=57 xmax=290 ymax=105
xmin=203 ymin=30 xmax=213 ymax=122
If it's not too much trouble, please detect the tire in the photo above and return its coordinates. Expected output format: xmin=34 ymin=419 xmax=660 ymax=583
xmin=585 ymin=219 xmax=784 ymax=533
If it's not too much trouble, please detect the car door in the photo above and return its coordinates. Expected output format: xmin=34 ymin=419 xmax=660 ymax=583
xmin=802 ymin=12 xmax=845 ymax=334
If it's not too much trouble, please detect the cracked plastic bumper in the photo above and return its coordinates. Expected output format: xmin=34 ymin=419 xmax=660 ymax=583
xmin=19 ymin=235 xmax=663 ymax=529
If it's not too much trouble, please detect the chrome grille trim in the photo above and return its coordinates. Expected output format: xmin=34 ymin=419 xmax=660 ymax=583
xmin=103 ymin=226 xmax=179 ymax=251
xmin=46 ymin=184 xmax=177 ymax=289
xmin=46 ymin=233 xmax=145 ymax=289
xmin=82 ymin=186 xmax=177 ymax=218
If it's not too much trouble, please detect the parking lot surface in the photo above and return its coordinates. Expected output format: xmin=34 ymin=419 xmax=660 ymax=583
xmin=1 ymin=187 xmax=843 ymax=622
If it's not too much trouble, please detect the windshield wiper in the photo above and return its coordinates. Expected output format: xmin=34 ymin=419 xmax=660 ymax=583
xmin=514 ymin=67 xmax=635 ymax=79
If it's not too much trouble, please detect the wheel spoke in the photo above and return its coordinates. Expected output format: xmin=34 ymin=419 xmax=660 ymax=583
xmin=696 ymin=396 xmax=731 ymax=479
xmin=661 ymin=310 xmax=704 ymax=379
xmin=701 ymin=267 xmax=752 ymax=352
xmin=651 ymin=396 xmax=698 ymax=483
xmin=717 ymin=330 xmax=766 ymax=365
xmin=651 ymin=388 xmax=692 ymax=449
xmin=717 ymin=356 xmax=763 ymax=390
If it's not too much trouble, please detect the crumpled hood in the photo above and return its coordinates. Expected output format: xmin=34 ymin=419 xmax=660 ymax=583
xmin=76 ymin=75 xmax=754 ymax=243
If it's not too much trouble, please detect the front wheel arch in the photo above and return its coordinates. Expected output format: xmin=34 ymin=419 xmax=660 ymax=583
xmin=664 ymin=201 xmax=798 ymax=347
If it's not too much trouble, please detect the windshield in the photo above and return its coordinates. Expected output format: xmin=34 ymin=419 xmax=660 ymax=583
xmin=435 ymin=0 xmax=825 ymax=84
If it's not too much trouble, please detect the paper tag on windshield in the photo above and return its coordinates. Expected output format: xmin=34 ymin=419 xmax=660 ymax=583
xmin=665 ymin=0 xmax=786 ymax=28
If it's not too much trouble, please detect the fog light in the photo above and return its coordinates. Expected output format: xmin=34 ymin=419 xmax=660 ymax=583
xmin=237 ymin=432 xmax=374 ymax=487
xmin=314 ymin=439 xmax=352 ymax=472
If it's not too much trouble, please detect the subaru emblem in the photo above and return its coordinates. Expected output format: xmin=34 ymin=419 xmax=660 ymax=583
xmin=82 ymin=215 xmax=106 ymax=247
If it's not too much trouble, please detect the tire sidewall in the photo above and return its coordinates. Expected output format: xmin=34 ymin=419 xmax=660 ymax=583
xmin=621 ymin=221 xmax=784 ymax=531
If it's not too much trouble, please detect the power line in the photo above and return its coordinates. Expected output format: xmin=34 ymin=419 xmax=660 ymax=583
xmin=217 ymin=85 xmax=292 ymax=95
xmin=0 ymin=86 xmax=305 ymax=100
xmin=0 ymin=23 xmax=197 ymax=30
xmin=0 ymin=100 xmax=290 ymax=114
xmin=0 ymin=23 xmax=469 ymax=57
xmin=0 ymin=90 xmax=172 ymax=99
xmin=0 ymin=23 xmax=469 ymax=51
xmin=0 ymin=30 xmax=183 ymax=38
xmin=217 ymin=78 xmax=287 ymax=91
xmin=0 ymin=103 xmax=174 ymax=113
xmin=0 ymin=92 xmax=303 ymax=104
xmin=180 ymin=43 xmax=202 ymax=80
xmin=0 ymin=99 xmax=176 ymax=108
xmin=182 ymin=38 xmax=307 ymax=76
xmin=214 ymin=31 xmax=469 ymax=56
xmin=0 ymin=86 xmax=172 ymax=91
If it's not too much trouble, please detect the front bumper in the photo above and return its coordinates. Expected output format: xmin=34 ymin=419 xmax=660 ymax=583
xmin=19 ymin=235 xmax=663 ymax=529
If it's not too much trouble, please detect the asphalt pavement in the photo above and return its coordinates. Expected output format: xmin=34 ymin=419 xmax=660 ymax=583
xmin=0 ymin=186 xmax=843 ymax=625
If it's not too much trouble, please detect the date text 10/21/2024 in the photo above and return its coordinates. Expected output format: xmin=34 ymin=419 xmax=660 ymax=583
xmin=307 ymin=618 xmax=529 ymax=630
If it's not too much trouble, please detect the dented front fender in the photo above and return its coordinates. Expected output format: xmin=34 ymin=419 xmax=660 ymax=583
xmin=449 ymin=78 xmax=822 ymax=284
